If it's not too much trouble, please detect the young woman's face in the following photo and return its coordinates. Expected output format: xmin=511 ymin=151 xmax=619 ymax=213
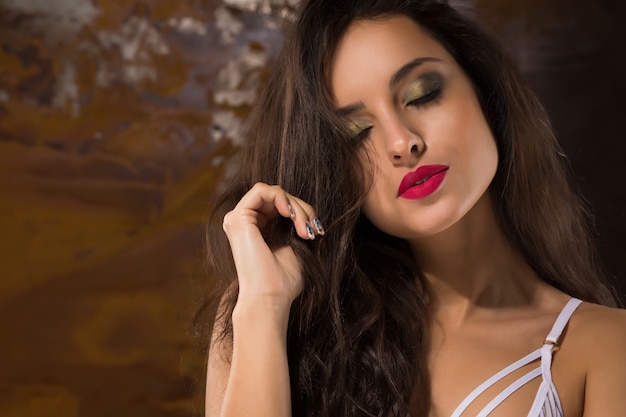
xmin=329 ymin=16 xmax=498 ymax=240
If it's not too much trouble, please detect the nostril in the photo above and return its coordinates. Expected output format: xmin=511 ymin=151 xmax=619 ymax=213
xmin=410 ymin=143 xmax=419 ymax=153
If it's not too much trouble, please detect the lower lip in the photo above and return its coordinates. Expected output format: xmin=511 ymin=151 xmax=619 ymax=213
xmin=399 ymin=169 xmax=448 ymax=200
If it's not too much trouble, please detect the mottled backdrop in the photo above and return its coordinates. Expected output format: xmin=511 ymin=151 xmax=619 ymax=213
xmin=0 ymin=0 xmax=624 ymax=416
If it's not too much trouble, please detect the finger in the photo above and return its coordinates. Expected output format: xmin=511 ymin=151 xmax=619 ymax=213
xmin=234 ymin=183 xmax=293 ymax=222
xmin=231 ymin=183 xmax=324 ymax=241
xmin=287 ymin=196 xmax=325 ymax=236
xmin=285 ymin=196 xmax=325 ymax=240
xmin=287 ymin=198 xmax=315 ymax=240
xmin=312 ymin=216 xmax=325 ymax=236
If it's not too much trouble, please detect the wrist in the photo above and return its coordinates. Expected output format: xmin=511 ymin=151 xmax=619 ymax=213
xmin=232 ymin=296 xmax=292 ymax=334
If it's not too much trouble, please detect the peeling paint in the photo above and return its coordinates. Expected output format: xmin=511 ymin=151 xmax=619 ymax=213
xmin=0 ymin=0 xmax=99 ymax=45
xmin=223 ymin=0 xmax=268 ymax=12
xmin=214 ymin=44 xmax=267 ymax=107
xmin=167 ymin=17 xmax=208 ymax=36
xmin=52 ymin=61 xmax=79 ymax=117
xmin=214 ymin=5 xmax=244 ymax=44
xmin=97 ymin=17 xmax=170 ymax=59
xmin=223 ymin=0 xmax=300 ymax=13
xmin=211 ymin=0 xmax=295 ymax=148
xmin=215 ymin=0 xmax=300 ymax=45
xmin=212 ymin=110 xmax=244 ymax=145
xmin=94 ymin=16 xmax=170 ymax=86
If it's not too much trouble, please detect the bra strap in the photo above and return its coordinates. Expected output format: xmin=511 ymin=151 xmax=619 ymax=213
xmin=449 ymin=349 xmax=542 ymax=417
xmin=475 ymin=367 xmax=543 ymax=417
xmin=537 ymin=297 xmax=583 ymax=415
xmin=543 ymin=298 xmax=583 ymax=346
xmin=449 ymin=298 xmax=582 ymax=417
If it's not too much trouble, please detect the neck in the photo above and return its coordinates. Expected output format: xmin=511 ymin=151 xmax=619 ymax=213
xmin=410 ymin=193 xmax=541 ymax=323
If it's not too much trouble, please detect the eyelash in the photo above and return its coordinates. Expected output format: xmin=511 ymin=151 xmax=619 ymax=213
xmin=353 ymin=126 xmax=373 ymax=143
xmin=351 ymin=84 xmax=443 ymax=143
xmin=407 ymin=86 xmax=442 ymax=107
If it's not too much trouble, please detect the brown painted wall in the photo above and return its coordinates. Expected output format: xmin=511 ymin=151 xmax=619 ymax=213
xmin=0 ymin=0 xmax=624 ymax=415
xmin=476 ymin=0 xmax=626 ymax=300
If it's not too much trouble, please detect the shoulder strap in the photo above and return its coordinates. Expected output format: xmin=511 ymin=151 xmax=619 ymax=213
xmin=544 ymin=298 xmax=583 ymax=345
xmin=530 ymin=297 xmax=583 ymax=417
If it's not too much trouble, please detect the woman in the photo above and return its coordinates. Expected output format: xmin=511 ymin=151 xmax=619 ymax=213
xmin=202 ymin=0 xmax=626 ymax=416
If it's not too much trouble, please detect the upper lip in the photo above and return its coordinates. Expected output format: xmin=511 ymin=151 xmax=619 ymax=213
xmin=397 ymin=164 xmax=449 ymax=196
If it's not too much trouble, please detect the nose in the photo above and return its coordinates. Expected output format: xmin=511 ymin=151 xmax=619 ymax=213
xmin=382 ymin=116 xmax=424 ymax=163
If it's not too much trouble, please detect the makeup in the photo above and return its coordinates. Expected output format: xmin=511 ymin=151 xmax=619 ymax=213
xmin=348 ymin=119 xmax=372 ymax=136
xmin=403 ymin=72 xmax=442 ymax=106
xmin=398 ymin=164 xmax=448 ymax=200
xmin=347 ymin=119 xmax=373 ymax=142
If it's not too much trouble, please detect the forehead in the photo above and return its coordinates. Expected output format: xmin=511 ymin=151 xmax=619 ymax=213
xmin=329 ymin=15 xmax=452 ymax=103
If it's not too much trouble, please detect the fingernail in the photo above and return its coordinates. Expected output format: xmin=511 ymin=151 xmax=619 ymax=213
xmin=313 ymin=217 xmax=325 ymax=235
xmin=305 ymin=222 xmax=315 ymax=240
xmin=288 ymin=204 xmax=295 ymax=218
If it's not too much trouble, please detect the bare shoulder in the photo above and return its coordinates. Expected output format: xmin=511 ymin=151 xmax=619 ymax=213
xmin=572 ymin=301 xmax=626 ymax=346
xmin=567 ymin=301 xmax=626 ymax=360
xmin=569 ymin=301 xmax=626 ymax=417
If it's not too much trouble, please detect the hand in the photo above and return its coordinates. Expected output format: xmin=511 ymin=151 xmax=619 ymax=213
xmin=222 ymin=182 xmax=324 ymax=314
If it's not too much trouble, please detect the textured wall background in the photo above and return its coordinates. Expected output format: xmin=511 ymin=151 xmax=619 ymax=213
xmin=0 ymin=0 xmax=624 ymax=416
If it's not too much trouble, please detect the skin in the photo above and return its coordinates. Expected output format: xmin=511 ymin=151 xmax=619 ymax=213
xmin=206 ymin=183 xmax=319 ymax=417
xmin=206 ymin=15 xmax=626 ymax=417
xmin=331 ymin=18 xmax=498 ymax=242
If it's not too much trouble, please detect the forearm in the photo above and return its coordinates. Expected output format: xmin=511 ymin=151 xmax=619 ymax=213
xmin=209 ymin=182 xmax=316 ymax=416
xmin=219 ymin=302 xmax=292 ymax=417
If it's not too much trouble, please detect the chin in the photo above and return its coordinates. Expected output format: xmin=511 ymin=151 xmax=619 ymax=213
xmin=369 ymin=213 xmax=461 ymax=241
xmin=364 ymin=193 xmax=487 ymax=241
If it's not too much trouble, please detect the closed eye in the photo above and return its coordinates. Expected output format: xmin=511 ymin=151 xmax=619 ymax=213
xmin=353 ymin=126 xmax=373 ymax=142
xmin=403 ymin=71 xmax=444 ymax=108
xmin=407 ymin=87 xmax=442 ymax=107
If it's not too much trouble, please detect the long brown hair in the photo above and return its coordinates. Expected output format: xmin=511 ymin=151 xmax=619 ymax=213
xmin=198 ymin=1 xmax=618 ymax=416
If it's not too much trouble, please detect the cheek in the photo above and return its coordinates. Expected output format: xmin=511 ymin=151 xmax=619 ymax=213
xmin=466 ymin=115 xmax=499 ymax=178
xmin=361 ymin=196 xmax=399 ymax=236
xmin=447 ymin=99 xmax=498 ymax=170
xmin=358 ymin=147 xmax=386 ymax=217
xmin=361 ymin=169 xmax=407 ymax=237
xmin=357 ymin=146 xmax=377 ymax=194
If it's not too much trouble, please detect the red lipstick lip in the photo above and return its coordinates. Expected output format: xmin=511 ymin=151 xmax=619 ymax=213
xmin=397 ymin=164 xmax=449 ymax=199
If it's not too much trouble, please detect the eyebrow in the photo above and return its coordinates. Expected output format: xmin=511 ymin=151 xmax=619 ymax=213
xmin=389 ymin=57 xmax=442 ymax=88
xmin=336 ymin=56 xmax=442 ymax=117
